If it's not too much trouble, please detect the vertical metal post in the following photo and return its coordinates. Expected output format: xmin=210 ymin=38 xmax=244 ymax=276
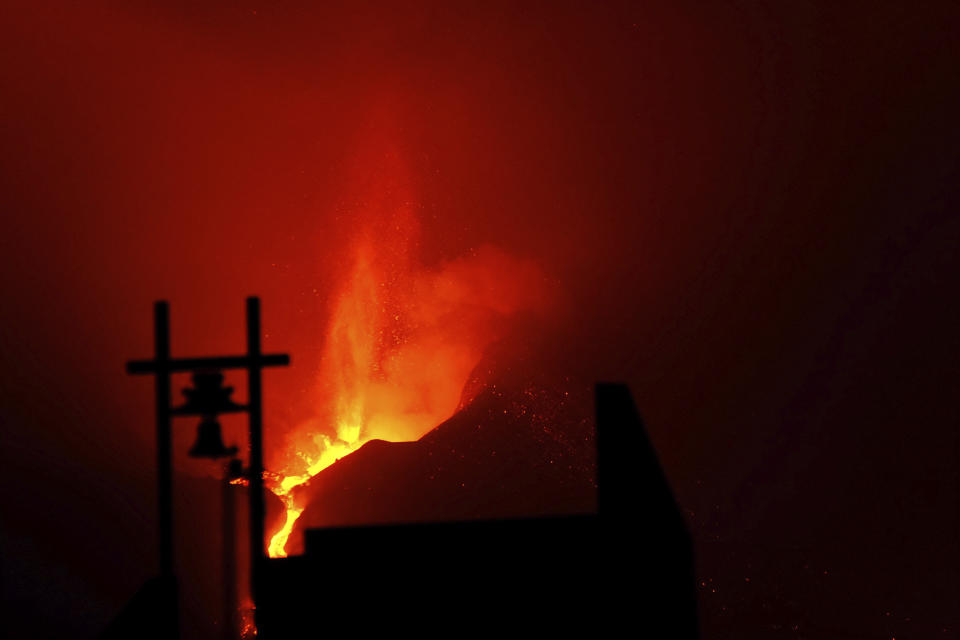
xmin=246 ymin=297 xmax=265 ymax=625
xmin=154 ymin=301 xmax=174 ymax=577
xmin=222 ymin=465 xmax=238 ymax=640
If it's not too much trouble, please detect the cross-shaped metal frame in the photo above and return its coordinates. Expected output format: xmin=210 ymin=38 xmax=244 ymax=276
xmin=127 ymin=296 xmax=289 ymax=634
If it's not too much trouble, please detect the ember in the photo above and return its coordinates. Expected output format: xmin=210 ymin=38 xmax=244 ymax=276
xmin=239 ymin=601 xmax=256 ymax=639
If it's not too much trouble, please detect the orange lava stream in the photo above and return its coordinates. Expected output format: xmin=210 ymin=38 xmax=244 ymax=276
xmin=267 ymin=425 xmax=364 ymax=558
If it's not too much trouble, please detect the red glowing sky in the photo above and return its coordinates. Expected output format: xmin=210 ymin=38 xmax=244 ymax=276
xmin=1 ymin=2 xmax=958 ymax=638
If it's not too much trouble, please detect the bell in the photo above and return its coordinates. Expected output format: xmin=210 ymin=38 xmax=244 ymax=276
xmin=189 ymin=417 xmax=239 ymax=459
xmin=175 ymin=370 xmax=245 ymax=416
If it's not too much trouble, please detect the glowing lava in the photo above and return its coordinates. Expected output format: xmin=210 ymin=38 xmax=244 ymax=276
xmin=264 ymin=151 xmax=549 ymax=558
xmin=265 ymin=233 xmax=397 ymax=558
xmin=267 ymin=427 xmax=361 ymax=557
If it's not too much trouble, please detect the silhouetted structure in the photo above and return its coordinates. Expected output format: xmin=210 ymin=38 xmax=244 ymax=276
xmin=257 ymin=383 xmax=697 ymax=637
xmin=221 ymin=458 xmax=244 ymax=640
xmin=109 ymin=297 xmax=289 ymax=638
xmin=100 ymin=575 xmax=178 ymax=640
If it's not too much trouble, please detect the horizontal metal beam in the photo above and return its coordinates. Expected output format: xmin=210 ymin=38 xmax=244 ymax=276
xmin=126 ymin=353 xmax=290 ymax=375
xmin=170 ymin=404 xmax=249 ymax=417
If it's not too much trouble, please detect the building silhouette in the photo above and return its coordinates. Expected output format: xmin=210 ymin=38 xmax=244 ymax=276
xmin=256 ymin=383 xmax=697 ymax=637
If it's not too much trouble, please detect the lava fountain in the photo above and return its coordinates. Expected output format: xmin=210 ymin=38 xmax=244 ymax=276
xmin=264 ymin=186 xmax=549 ymax=557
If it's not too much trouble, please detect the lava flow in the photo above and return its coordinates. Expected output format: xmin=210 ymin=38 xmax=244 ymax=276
xmin=266 ymin=428 xmax=358 ymax=558
xmin=264 ymin=198 xmax=549 ymax=558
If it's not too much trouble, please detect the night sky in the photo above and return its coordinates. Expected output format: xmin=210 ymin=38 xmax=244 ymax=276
xmin=1 ymin=2 xmax=958 ymax=638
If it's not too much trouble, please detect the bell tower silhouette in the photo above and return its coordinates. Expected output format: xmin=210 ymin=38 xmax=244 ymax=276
xmin=122 ymin=297 xmax=290 ymax=638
